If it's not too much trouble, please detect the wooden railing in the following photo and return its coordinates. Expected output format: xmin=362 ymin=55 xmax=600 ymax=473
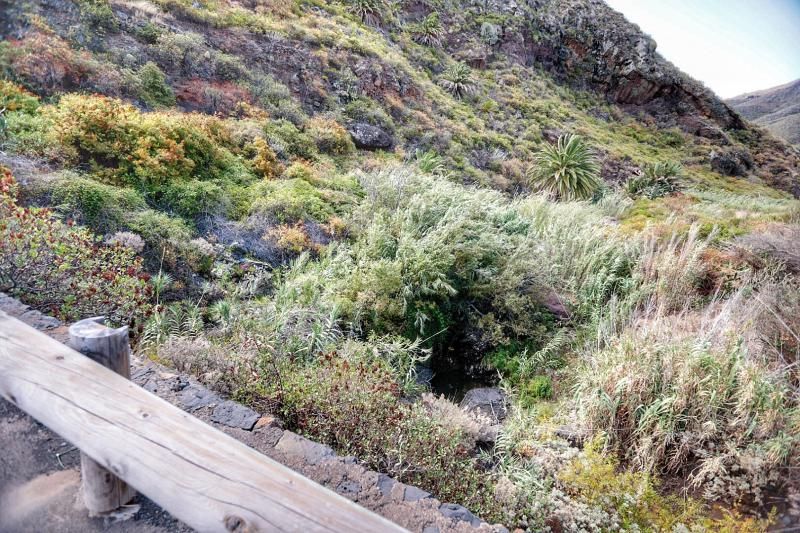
xmin=0 ymin=310 xmax=407 ymax=532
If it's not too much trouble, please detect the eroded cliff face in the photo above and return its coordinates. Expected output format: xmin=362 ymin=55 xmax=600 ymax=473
xmin=452 ymin=0 xmax=798 ymax=194
xmin=482 ymin=0 xmax=742 ymax=132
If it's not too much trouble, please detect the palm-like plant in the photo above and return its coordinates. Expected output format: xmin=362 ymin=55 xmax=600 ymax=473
xmin=438 ymin=62 xmax=476 ymax=99
xmin=528 ymin=134 xmax=601 ymax=200
xmin=410 ymin=12 xmax=444 ymax=47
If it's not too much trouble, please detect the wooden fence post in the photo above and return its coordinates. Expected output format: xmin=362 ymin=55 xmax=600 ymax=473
xmin=69 ymin=316 xmax=137 ymax=515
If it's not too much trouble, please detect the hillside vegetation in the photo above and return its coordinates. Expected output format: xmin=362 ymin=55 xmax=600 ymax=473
xmin=1 ymin=0 xmax=800 ymax=530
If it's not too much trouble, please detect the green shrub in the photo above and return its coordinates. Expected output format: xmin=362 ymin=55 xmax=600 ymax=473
xmin=519 ymin=375 xmax=552 ymax=406
xmin=0 ymin=167 xmax=151 ymax=325
xmin=1 ymin=111 xmax=56 ymax=157
xmin=439 ymin=62 xmax=477 ymax=99
xmin=133 ymin=21 xmax=162 ymax=43
xmin=151 ymin=32 xmax=207 ymax=77
xmin=282 ymin=160 xmax=317 ymax=182
xmin=161 ymin=179 xmax=225 ymax=219
xmin=0 ymin=80 xmax=39 ymax=114
xmin=133 ymin=62 xmax=175 ymax=108
xmin=77 ymin=0 xmax=119 ymax=33
xmin=49 ymin=94 xmax=251 ymax=190
xmin=251 ymin=178 xmax=336 ymax=223
xmin=249 ymin=137 xmax=282 ymax=179
xmin=265 ymin=119 xmax=318 ymax=160
xmin=263 ymin=165 xmax=641 ymax=361
xmin=51 ymin=176 xmax=147 ymax=232
xmin=528 ymin=134 xmax=601 ymax=200
xmin=259 ymin=346 xmax=497 ymax=515
xmin=342 ymin=98 xmax=395 ymax=131
xmin=128 ymin=209 xmax=194 ymax=267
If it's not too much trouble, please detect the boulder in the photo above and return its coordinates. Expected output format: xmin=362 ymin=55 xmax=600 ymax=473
xmin=709 ymin=148 xmax=754 ymax=176
xmin=460 ymin=387 xmax=507 ymax=423
xmin=178 ymin=384 xmax=220 ymax=412
xmin=347 ymin=123 xmax=393 ymax=150
xmin=539 ymin=289 xmax=571 ymax=320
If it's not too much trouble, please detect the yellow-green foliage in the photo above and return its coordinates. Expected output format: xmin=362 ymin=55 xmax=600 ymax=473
xmin=0 ymin=81 xmax=39 ymax=114
xmin=305 ymin=116 xmax=355 ymax=156
xmin=249 ymin=137 xmax=283 ymax=179
xmin=251 ymin=178 xmax=338 ymax=223
xmin=559 ymin=438 xmax=772 ymax=531
xmin=48 ymin=94 xmax=249 ymax=190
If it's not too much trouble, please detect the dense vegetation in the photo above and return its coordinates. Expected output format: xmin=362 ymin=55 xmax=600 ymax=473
xmin=1 ymin=0 xmax=799 ymax=530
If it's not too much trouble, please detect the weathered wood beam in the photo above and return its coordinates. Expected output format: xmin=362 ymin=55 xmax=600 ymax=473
xmin=69 ymin=316 xmax=137 ymax=514
xmin=0 ymin=311 xmax=407 ymax=533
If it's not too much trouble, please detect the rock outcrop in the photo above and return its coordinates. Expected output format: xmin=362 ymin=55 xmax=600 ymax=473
xmin=510 ymin=0 xmax=744 ymax=132
xmin=348 ymin=123 xmax=394 ymax=150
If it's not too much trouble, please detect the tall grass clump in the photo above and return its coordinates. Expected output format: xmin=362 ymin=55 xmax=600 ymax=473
xmin=573 ymin=284 xmax=799 ymax=505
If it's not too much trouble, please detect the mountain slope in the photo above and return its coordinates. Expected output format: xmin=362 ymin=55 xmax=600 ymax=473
xmin=2 ymin=1 xmax=800 ymax=530
xmin=728 ymin=78 xmax=800 ymax=148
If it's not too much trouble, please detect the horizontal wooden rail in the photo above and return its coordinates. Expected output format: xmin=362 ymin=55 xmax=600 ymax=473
xmin=0 ymin=311 xmax=406 ymax=532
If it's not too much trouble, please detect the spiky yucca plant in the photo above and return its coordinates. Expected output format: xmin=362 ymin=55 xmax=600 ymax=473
xmin=528 ymin=134 xmax=601 ymax=200
xmin=438 ymin=62 xmax=476 ymax=99
xmin=410 ymin=12 xmax=444 ymax=46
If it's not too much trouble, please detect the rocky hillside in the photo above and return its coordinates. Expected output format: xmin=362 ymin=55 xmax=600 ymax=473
xmin=728 ymin=78 xmax=800 ymax=149
xmin=1 ymin=0 xmax=798 ymax=195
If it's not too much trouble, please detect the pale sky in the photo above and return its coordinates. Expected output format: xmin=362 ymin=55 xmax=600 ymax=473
xmin=604 ymin=0 xmax=800 ymax=98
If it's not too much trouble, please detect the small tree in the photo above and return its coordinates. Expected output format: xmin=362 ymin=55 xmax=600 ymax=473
xmin=135 ymin=61 xmax=175 ymax=109
xmin=528 ymin=134 xmax=601 ymax=201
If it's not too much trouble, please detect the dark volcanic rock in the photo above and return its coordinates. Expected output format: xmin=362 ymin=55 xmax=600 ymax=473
xmin=599 ymin=156 xmax=641 ymax=185
xmin=275 ymin=431 xmax=335 ymax=464
xmin=460 ymin=387 xmax=508 ymax=423
xmin=516 ymin=0 xmax=744 ymax=130
xmin=348 ymin=123 xmax=393 ymax=150
xmin=178 ymin=384 xmax=220 ymax=411
xmin=438 ymin=503 xmax=481 ymax=527
xmin=210 ymin=400 xmax=260 ymax=430
xmin=709 ymin=148 xmax=754 ymax=176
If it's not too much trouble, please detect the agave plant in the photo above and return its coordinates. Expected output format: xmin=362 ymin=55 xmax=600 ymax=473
xmin=624 ymin=160 xmax=683 ymax=199
xmin=528 ymin=134 xmax=601 ymax=200
xmin=438 ymin=62 xmax=476 ymax=99
xmin=410 ymin=12 xmax=444 ymax=47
